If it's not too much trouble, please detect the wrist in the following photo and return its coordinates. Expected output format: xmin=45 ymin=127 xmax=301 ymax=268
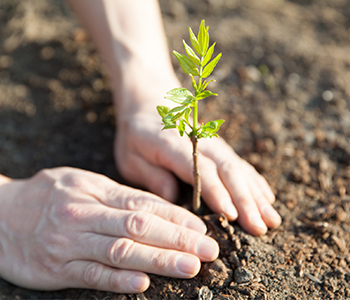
xmin=111 ymin=58 xmax=180 ymax=121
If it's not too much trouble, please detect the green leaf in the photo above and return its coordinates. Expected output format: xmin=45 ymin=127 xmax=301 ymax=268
xmin=190 ymin=74 xmax=198 ymax=91
xmin=198 ymin=20 xmax=209 ymax=56
xmin=156 ymin=105 xmax=171 ymax=118
xmin=162 ymin=115 xmax=175 ymax=125
xmin=198 ymin=132 xmax=209 ymax=139
xmin=202 ymin=53 xmax=222 ymax=78
xmin=202 ymin=42 xmax=216 ymax=66
xmin=162 ymin=124 xmax=176 ymax=130
xmin=167 ymin=87 xmax=193 ymax=97
xmin=183 ymin=40 xmax=201 ymax=65
xmin=173 ymin=51 xmax=199 ymax=76
xmin=198 ymin=130 xmax=219 ymax=139
xmin=195 ymin=90 xmax=218 ymax=100
xmin=184 ymin=107 xmax=191 ymax=124
xmin=171 ymin=109 xmax=186 ymax=122
xmin=165 ymin=96 xmax=192 ymax=105
xmin=178 ymin=119 xmax=186 ymax=137
xmin=202 ymin=119 xmax=225 ymax=133
xmin=165 ymin=88 xmax=194 ymax=104
xmin=168 ymin=106 xmax=187 ymax=115
xmin=188 ymin=27 xmax=201 ymax=56
xmin=200 ymin=79 xmax=215 ymax=91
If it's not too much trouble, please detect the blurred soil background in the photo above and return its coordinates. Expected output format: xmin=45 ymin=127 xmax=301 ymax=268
xmin=0 ymin=0 xmax=350 ymax=299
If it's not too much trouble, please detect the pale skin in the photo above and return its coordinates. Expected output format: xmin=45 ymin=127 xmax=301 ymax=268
xmin=0 ymin=0 xmax=281 ymax=294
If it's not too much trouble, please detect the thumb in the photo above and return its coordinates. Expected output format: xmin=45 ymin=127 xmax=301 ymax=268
xmin=117 ymin=152 xmax=179 ymax=202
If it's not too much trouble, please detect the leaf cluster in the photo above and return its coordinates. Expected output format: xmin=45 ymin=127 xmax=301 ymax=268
xmin=173 ymin=20 xmax=221 ymax=80
xmin=157 ymin=20 xmax=224 ymax=139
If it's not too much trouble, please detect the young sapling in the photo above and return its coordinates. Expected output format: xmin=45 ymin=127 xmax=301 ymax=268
xmin=157 ymin=20 xmax=224 ymax=214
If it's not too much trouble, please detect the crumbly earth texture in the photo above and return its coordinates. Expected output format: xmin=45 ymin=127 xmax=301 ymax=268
xmin=0 ymin=0 xmax=350 ymax=299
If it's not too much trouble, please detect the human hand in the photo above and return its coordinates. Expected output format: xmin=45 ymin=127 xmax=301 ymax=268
xmin=116 ymin=100 xmax=281 ymax=236
xmin=0 ymin=167 xmax=218 ymax=293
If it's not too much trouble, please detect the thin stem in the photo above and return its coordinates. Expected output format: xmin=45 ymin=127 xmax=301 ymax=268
xmin=191 ymin=57 xmax=203 ymax=214
xmin=191 ymin=135 xmax=201 ymax=214
xmin=191 ymin=97 xmax=200 ymax=214
xmin=192 ymin=100 xmax=198 ymax=134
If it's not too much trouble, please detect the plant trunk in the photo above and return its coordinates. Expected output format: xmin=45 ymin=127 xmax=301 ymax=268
xmin=191 ymin=135 xmax=201 ymax=214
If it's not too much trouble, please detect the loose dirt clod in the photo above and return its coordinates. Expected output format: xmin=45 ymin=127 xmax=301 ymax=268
xmin=234 ymin=267 xmax=254 ymax=284
xmin=198 ymin=286 xmax=213 ymax=300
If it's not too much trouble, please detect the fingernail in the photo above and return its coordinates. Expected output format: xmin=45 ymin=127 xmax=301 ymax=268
xmin=130 ymin=274 xmax=148 ymax=291
xmin=264 ymin=187 xmax=275 ymax=202
xmin=250 ymin=213 xmax=267 ymax=233
xmin=176 ymin=255 xmax=199 ymax=276
xmin=185 ymin=219 xmax=207 ymax=234
xmin=261 ymin=205 xmax=281 ymax=226
xmin=223 ymin=202 xmax=238 ymax=220
xmin=196 ymin=238 xmax=219 ymax=261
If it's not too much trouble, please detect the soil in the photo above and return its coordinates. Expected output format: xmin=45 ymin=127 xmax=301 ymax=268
xmin=0 ymin=0 xmax=350 ymax=299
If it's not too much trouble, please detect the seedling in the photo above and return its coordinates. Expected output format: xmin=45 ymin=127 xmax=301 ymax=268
xmin=157 ymin=20 xmax=224 ymax=214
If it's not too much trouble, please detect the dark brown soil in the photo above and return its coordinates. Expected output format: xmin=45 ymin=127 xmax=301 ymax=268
xmin=1 ymin=0 xmax=350 ymax=299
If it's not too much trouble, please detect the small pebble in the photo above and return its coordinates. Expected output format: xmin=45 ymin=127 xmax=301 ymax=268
xmin=288 ymin=73 xmax=300 ymax=84
xmin=40 ymin=46 xmax=55 ymax=61
xmin=322 ymin=90 xmax=333 ymax=101
xmin=234 ymin=267 xmax=253 ymax=284
xmin=198 ymin=286 xmax=213 ymax=300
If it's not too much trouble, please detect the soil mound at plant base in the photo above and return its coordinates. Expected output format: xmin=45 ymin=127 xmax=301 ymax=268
xmin=0 ymin=0 xmax=349 ymax=299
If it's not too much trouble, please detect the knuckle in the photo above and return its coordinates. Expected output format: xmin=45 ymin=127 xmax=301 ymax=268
xmin=107 ymin=238 xmax=134 ymax=266
xmin=37 ymin=250 xmax=61 ymax=275
xmin=220 ymin=160 xmax=235 ymax=175
xmin=62 ymin=174 xmax=86 ymax=190
xmin=32 ymin=168 xmax=55 ymax=185
xmin=106 ymin=187 xmax=120 ymax=203
xmin=108 ymin=272 xmax=122 ymax=291
xmin=125 ymin=193 xmax=155 ymax=211
xmin=84 ymin=263 xmax=103 ymax=288
xmin=235 ymin=194 xmax=251 ymax=207
xmin=252 ymin=189 xmax=264 ymax=201
xmin=172 ymin=229 xmax=192 ymax=250
xmin=125 ymin=212 xmax=151 ymax=239
xmin=57 ymin=202 xmax=88 ymax=221
xmin=152 ymin=251 xmax=170 ymax=271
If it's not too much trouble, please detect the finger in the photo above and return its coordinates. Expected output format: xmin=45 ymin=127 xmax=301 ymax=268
xmin=76 ymin=235 xmax=201 ymax=278
xmin=242 ymin=159 xmax=276 ymax=204
xmin=218 ymin=161 xmax=268 ymax=235
xmin=245 ymin=176 xmax=281 ymax=228
xmin=77 ymin=172 xmax=207 ymax=234
xmin=65 ymin=260 xmax=150 ymax=293
xmin=247 ymin=189 xmax=282 ymax=228
xmin=196 ymin=155 xmax=238 ymax=220
xmin=200 ymin=138 xmax=276 ymax=204
xmin=118 ymin=152 xmax=179 ymax=202
xmin=199 ymin=138 xmax=280 ymax=231
xmin=87 ymin=209 xmax=219 ymax=262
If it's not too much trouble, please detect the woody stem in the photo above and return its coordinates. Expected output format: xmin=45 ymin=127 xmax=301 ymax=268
xmin=191 ymin=134 xmax=201 ymax=214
